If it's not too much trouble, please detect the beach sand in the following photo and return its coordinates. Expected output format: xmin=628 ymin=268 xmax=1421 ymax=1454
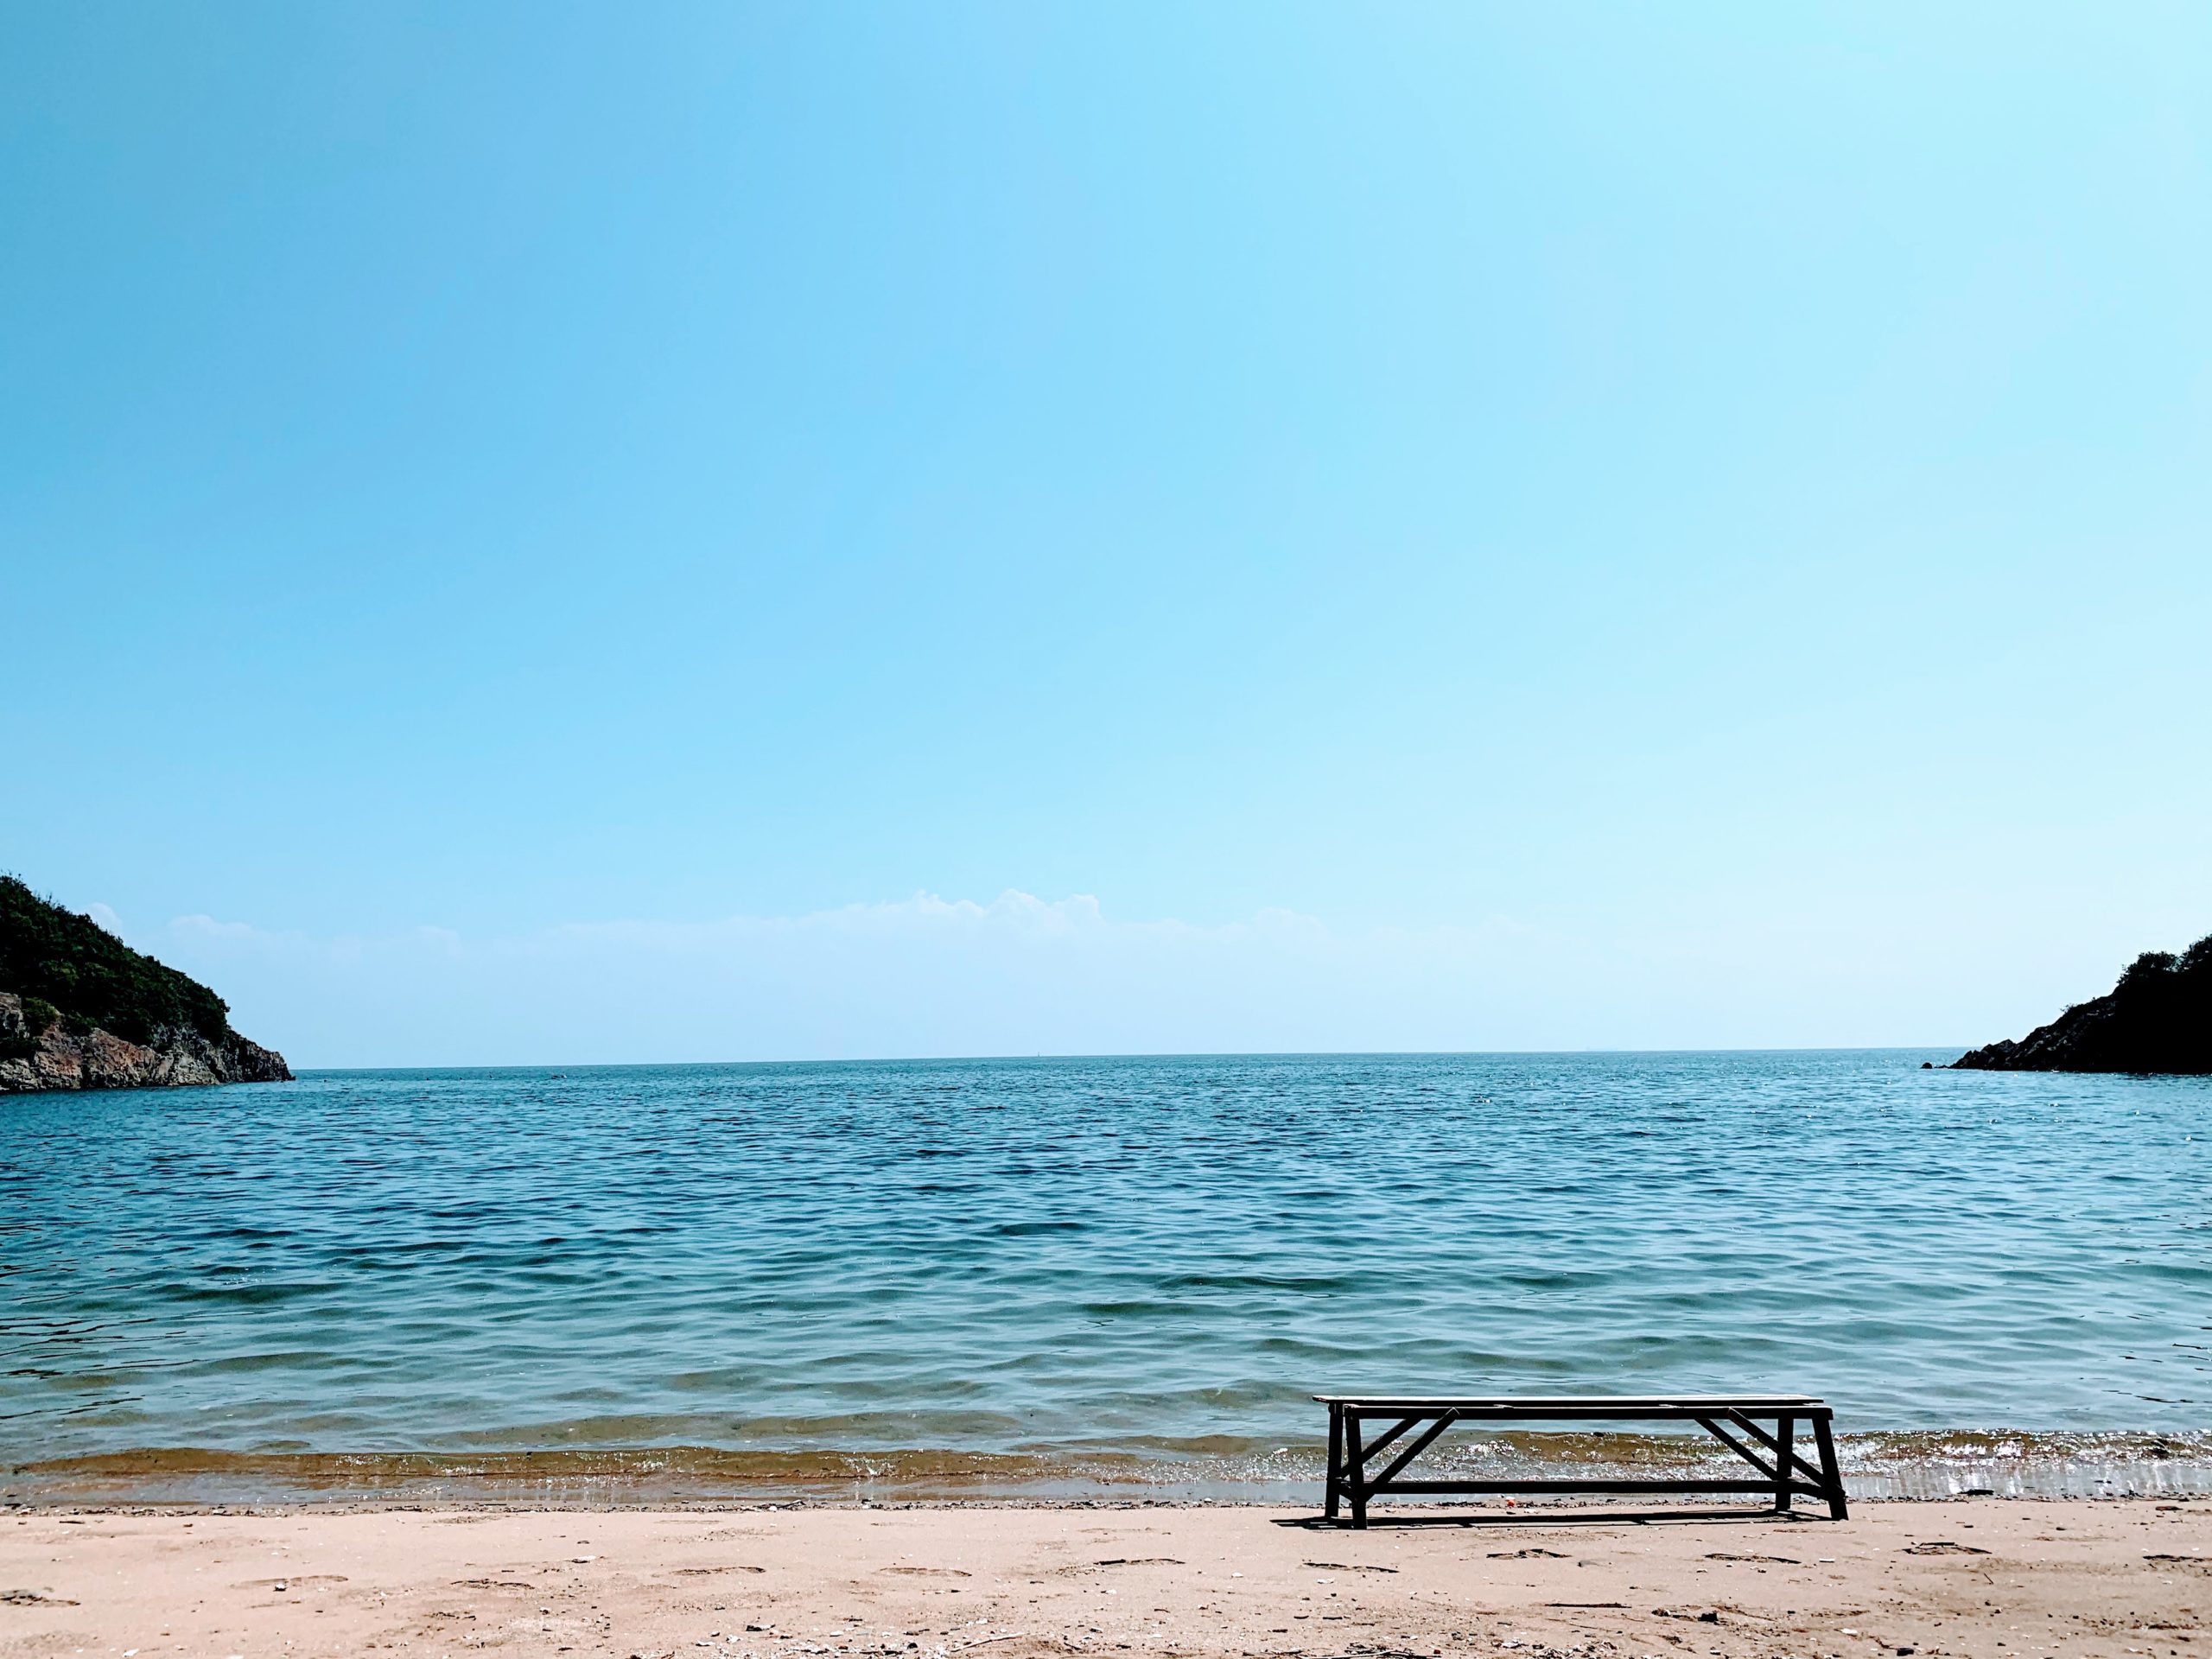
xmin=3 ymin=1501 xmax=2205 ymax=1659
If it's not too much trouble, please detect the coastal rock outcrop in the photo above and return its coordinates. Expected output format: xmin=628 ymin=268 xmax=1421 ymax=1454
xmin=0 ymin=875 xmax=291 ymax=1095
xmin=1953 ymin=932 xmax=2212 ymax=1075
xmin=0 ymin=991 xmax=290 ymax=1092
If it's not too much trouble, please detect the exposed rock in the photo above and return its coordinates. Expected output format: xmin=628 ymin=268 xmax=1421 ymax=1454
xmin=0 ymin=990 xmax=291 ymax=1094
xmin=1953 ymin=934 xmax=2212 ymax=1075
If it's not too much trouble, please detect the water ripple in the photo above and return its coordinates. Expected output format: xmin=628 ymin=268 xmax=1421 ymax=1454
xmin=1 ymin=1051 xmax=2207 ymax=1479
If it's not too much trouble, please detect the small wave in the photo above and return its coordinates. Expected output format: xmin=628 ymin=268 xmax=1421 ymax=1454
xmin=12 ymin=1429 xmax=2211 ymax=1508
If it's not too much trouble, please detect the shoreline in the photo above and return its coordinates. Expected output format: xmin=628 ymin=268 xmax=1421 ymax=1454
xmin=12 ymin=1431 xmax=2212 ymax=1510
xmin=5 ymin=1499 xmax=2206 ymax=1659
xmin=6 ymin=1493 xmax=2211 ymax=1515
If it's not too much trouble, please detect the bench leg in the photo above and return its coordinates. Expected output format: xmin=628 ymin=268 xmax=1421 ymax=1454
xmin=1325 ymin=1404 xmax=1342 ymax=1521
xmin=1345 ymin=1412 xmax=1368 ymax=1529
xmin=1775 ymin=1416 xmax=1794 ymax=1514
xmin=1813 ymin=1412 xmax=1847 ymax=1520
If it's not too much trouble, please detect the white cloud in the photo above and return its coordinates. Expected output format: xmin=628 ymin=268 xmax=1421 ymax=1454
xmin=172 ymin=912 xmax=269 ymax=940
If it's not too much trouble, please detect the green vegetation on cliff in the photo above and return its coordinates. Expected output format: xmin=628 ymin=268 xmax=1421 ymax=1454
xmin=0 ymin=875 xmax=232 ymax=1052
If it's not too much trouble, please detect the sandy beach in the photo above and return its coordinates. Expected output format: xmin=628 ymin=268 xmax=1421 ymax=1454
xmin=4 ymin=1500 xmax=2204 ymax=1659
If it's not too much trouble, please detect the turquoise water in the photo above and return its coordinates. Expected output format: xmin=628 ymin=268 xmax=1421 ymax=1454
xmin=3 ymin=1052 xmax=2208 ymax=1499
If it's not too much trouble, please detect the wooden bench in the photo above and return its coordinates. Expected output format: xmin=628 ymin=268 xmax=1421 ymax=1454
xmin=1317 ymin=1394 xmax=1848 ymax=1526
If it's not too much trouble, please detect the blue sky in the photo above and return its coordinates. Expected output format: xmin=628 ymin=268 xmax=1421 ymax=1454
xmin=4 ymin=3 xmax=2208 ymax=1064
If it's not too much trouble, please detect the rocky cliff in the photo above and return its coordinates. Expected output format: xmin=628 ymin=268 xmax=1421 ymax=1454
xmin=0 ymin=990 xmax=290 ymax=1092
xmin=0 ymin=875 xmax=291 ymax=1095
xmin=1953 ymin=932 xmax=2212 ymax=1075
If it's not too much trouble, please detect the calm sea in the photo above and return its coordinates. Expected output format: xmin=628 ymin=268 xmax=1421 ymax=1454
xmin=3 ymin=1052 xmax=2208 ymax=1504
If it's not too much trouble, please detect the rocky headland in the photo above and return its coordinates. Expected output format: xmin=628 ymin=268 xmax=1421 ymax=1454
xmin=0 ymin=875 xmax=290 ymax=1094
xmin=1953 ymin=931 xmax=2212 ymax=1074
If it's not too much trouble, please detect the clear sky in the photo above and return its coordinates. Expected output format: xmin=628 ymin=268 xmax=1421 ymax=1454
xmin=5 ymin=3 xmax=2209 ymax=1065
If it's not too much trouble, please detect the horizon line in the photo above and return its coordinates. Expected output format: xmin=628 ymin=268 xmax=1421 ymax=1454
xmin=287 ymin=1044 xmax=1974 ymax=1074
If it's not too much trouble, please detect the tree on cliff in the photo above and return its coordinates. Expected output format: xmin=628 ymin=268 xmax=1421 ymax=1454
xmin=0 ymin=874 xmax=232 ymax=1052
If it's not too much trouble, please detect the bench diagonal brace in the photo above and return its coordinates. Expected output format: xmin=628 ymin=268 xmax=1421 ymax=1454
xmin=1371 ymin=1408 xmax=1459 ymax=1489
xmin=1355 ymin=1414 xmax=1421 ymax=1469
xmin=1725 ymin=1409 xmax=1831 ymax=1488
xmin=1696 ymin=1416 xmax=1780 ymax=1484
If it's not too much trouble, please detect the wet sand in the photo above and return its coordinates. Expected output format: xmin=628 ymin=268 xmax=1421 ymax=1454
xmin=3 ymin=1500 xmax=2205 ymax=1659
